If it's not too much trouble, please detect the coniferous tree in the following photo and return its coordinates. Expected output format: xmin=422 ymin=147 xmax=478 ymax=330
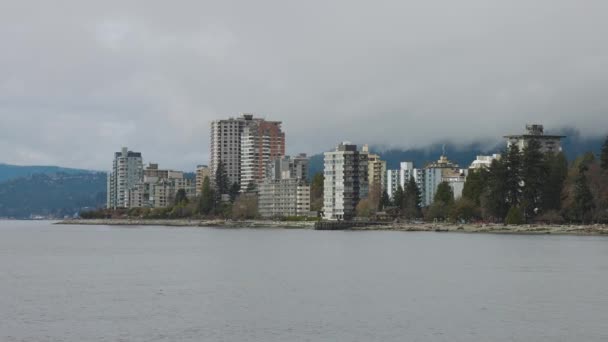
xmin=380 ymin=190 xmax=391 ymax=210
xmin=174 ymin=189 xmax=189 ymax=205
xmin=573 ymin=164 xmax=595 ymax=223
xmin=542 ymin=152 xmax=568 ymax=211
xmin=504 ymin=145 xmax=522 ymax=208
xmin=215 ymin=161 xmax=230 ymax=198
xmin=310 ymin=173 xmax=324 ymax=212
xmin=521 ymin=139 xmax=548 ymax=221
xmin=601 ymin=136 xmax=608 ymax=171
xmin=199 ymin=176 xmax=216 ymax=215
xmin=434 ymin=181 xmax=454 ymax=205
xmin=392 ymin=185 xmax=404 ymax=210
xmin=482 ymin=158 xmax=508 ymax=221
xmin=403 ymin=177 xmax=421 ymax=219
xmin=462 ymin=168 xmax=488 ymax=206
xmin=229 ymin=182 xmax=240 ymax=203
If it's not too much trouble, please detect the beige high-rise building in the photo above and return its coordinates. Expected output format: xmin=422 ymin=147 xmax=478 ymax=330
xmin=362 ymin=145 xmax=386 ymax=192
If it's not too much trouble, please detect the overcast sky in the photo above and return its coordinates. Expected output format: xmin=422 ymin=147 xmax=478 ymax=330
xmin=1 ymin=0 xmax=607 ymax=171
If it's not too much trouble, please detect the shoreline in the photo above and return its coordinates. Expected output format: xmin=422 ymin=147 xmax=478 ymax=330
xmin=56 ymin=219 xmax=608 ymax=235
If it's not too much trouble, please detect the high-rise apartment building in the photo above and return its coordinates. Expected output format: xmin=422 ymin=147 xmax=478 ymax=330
xmin=258 ymin=154 xmax=310 ymax=218
xmin=240 ymin=119 xmax=285 ymax=190
xmin=209 ymin=113 xmax=285 ymax=191
xmin=265 ymin=154 xmax=309 ymax=181
xmin=504 ymin=124 xmax=565 ymax=154
xmin=386 ymin=156 xmax=465 ymax=207
xmin=127 ymin=164 xmax=196 ymax=208
xmin=323 ymin=142 xmax=369 ymax=220
xmin=362 ymin=145 xmax=387 ymax=192
xmin=107 ymin=147 xmax=143 ymax=209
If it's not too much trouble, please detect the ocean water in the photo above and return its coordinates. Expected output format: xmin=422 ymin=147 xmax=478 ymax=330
xmin=1 ymin=220 xmax=608 ymax=341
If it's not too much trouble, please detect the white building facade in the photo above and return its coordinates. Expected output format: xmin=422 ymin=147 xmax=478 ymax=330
xmin=323 ymin=142 xmax=369 ymax=220
xmin=107 ymin=147 xmax=143 ymax=209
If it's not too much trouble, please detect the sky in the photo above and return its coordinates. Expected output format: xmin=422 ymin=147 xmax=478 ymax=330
xmin=1 ymin=0 xmax=607 ymax=171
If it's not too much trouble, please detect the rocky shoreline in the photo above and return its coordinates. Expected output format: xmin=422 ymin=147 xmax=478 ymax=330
xmin=55 ymin=219 xmax=608 ymax=235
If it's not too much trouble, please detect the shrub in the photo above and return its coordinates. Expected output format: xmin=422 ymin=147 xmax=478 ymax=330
xmin=505 ymin=206 xmax=524 ymax=225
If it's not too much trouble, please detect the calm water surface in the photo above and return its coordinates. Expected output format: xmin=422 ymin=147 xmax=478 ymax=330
xmin=1 ymin=220 xmax=608 ymax=341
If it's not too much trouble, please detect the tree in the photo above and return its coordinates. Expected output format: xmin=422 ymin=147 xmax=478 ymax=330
xmin=601 ymin=136 xmax=608 ymax=171
xmin=198 ymin=176 xmax=215 ymax=215
xmin=449 ymin=198 xmax=480 ymax=223
xmin=505 ymin=206 xmax=524 ymax=225
xmin=542 ymin=152 xmax=568 ymax=212
xmin=356 ymin=198 xmax=374 ymax=218
xmin=520 ymin=139 xmax=547 ymax=221
xmin=482 ymin=159 xmax=508 ymax=221
xmin=367 ymin=184 xmax=382 ymax=213
xmin=380 ymin=190 xmax=391 ymax=210
xmin=392 ymin=185 xmax=404 ymax=210
xmin=229 ymin=182 xmax=240 ymax=203
xmin=245 ymin=182 xmax=257 ymax=194
xmin=504 ymin=145 xmax=522 ymax=207
xmin=214 ymin=161 xmax=230 ymax=197
xmin=462 ymin=168 xmax=488 ymax=206
xmin=434 ymin=182 xmax=454 ymax=205
xmin=231 ymin=194 xmax=258 ymax=219
xmin=427 ymin=182 xmax=454 ymax=221
xmin=174 ymin=189 xmax=189 ymax=205
xmin=573 ymin=164 xmax=595 ymax=223
xmin=402 ymin=177 xmax=421 ymax=219
xmin=310 ymin=173 xmax=324 ymax=212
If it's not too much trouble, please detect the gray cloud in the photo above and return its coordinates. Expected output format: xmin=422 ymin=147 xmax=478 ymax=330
xmin=1 ymin=0 xmax=607 ymax=170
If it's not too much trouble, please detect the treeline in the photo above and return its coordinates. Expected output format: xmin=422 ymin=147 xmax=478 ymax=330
xmin=82 ymin=161 xmax=258 ymax=220
xmin=448 ymin=137 xmax=608 ymax=224
xmin=354 ymin=137 xmax=608 ymax=225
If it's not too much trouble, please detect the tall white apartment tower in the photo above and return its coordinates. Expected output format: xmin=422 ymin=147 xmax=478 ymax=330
xmin=323 ymin=142 xmax=369 ymax=221
xmin=210 ymin=114 xmax=254 ymax=187
xmin=107 ymin=147 xmax=143 ymax=209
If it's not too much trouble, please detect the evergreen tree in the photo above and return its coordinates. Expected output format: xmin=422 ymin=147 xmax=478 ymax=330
xmin=521 ymin=139 xmax=548 ymax=221
xmin=601 ymin=136 xmax=608 ymax=171
xmin=245 ymin=182 xmax=257 ymax=193
xmin=402 ymin=177 xmax=421 ymax=219
xmin=229 ymin=182 xmax=240 ymax=203
xmin=483 ymin=158 xmax=508 ymax=221
xmin=573 ymin=164 xmax=595 ymax=223
xmin=542 ymin=152 xmax=568 ymax=211
xmin=380 ymin=190 xmax=391 ymax=210
xmin=198 ymin=176 xmax=216 ymax=215
xmin=434 ymin=181 xmax=454 ymax=205
xmin=214 ymin=161 xmax=230 ymax=200
xmin=505 ymin=206 xmax=524 ymax=225
xmin=504 ymin=145 xmax=522 ymax=207
xmin=462 ymin=168 xmax=488 ymax=206
xmin=310 ymin=173 xmax=324 ymax=212
xmin=392 ymin=185 xmax=404 ymax=210
xmin=174 ymin=189 xmax=189 ymax=205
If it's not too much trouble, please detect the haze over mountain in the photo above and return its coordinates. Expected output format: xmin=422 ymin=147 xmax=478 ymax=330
xmin=1 ymin=1 xmax=608 ymax=171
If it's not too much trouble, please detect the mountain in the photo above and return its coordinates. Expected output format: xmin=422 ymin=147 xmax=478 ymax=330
xmin=0 ymin=172 xmax=107 ymax=219
xmin=308 ymin=134 xmax=606 ymax=177
xmin=0 ymin=163 xmax=95 ymax=183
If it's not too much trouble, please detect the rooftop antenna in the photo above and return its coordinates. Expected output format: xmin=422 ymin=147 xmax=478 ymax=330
xmin=442 ymin=144 xmax=446 ymax=157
